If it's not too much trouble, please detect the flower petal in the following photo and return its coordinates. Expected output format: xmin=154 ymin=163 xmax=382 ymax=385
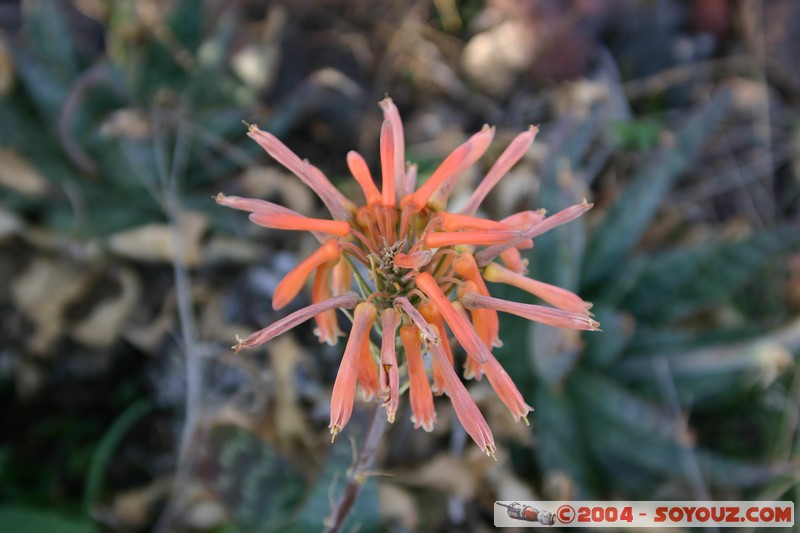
xmin=400 ymin=324 xmax=437 ymax=431
xmin=428 ymin=125 xmax=495 ymax=210
xmin=379 ymin=308 xmax=401 ymax=422
xmin=483 ymin=354 xmax=533 ymax=422
xmin=418 ymin=300 xmax=454 ymax=395
xmin=402 ymin=142 xmax=472 ymax=210
xmin=453 ymin=253 xmax=500 ymax=347
xmin=347 ymin=151 xmax=382 ymax=206
xmin=357 ymin=330 xmax=381 ymax=401
xmin=393 ymin=250 xmax=433 ymax=270
xmin=312 ymin=261 xmax=342 ymax=346
xmin=425 ymin=229 xmax=521 ymax=248
xmin=394 ymin=296 xmax=439 ymax=344
xmin=459 ymin=126 xmax=538 ymax=216
xmin=330 ymin=302 xmax=376 ymax=440
xmin=429 ymin=337 xmax=495 ymax=457
xmin=234 ymin=292 xmax=359 ymax=352
xmin=484 ymin=262 xmax=592 ymax=315
xmin=475 ymin=200 xmax=592 ymax=266
xmin=380 ymin=120 xmax=396 ymax=207
xmin=331 ymin=257 xmax=352 ymax=295
xmin=247 ymin=124 xmax=355 ymax=220
xmin=273 ymin=240 xmax=341 ymax=310
xmin=461 ymin=292 xmax=601 ymax=331
xmin=500 ymin=209 xmax=546 ymax=230
xmin=499 ymin=247 xmax=528 ymax=274
xmin=249 ymin=212 xmax=351 ymax=236
xmin=438 ymin=212 xmax=511 ymax=232
xmin=379 ymin=97 xmax=409 ymax=197
xmin=416 ymin=272 xmax=490 ymax=364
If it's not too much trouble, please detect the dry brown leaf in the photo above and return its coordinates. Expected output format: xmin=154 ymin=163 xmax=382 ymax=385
xmin=11 ymin=257 xmax=93 ymax=354
xmin=99 ymin=109 xmax=151 ymax=139
xmin=378 ymin=482 xmax=419 ymax=530
xmin=202 ymin=235 xmax=262 ymax=264
xmin=72 ymin=268 xmax=141 ymax=348
xmin=121 ymin=290 xmax=175 ymax=355
xmin=487 ymin=464 xmax=538 ymax=503
xmin=110 ymin=477 xmax=172 ymax=528
xmin=183 ymin=500 xmax=228 ymax=530
xmin=0 ymin=149 xmax=48 ymax=196
xmin=400 ymin=454 xmax=478 ymax=499
xmin=108 ymin=210 xmax=207 ymax=266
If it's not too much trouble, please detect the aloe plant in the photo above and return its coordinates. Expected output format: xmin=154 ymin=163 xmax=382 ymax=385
xmin=496 ymin=86 xmax=800 ymax=500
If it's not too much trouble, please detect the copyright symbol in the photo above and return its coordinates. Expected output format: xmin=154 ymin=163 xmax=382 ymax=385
xmin=557 ymin=505 xmax=575 ymax=524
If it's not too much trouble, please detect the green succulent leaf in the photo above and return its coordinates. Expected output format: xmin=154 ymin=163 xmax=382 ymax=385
xmin=0 ymin=507 xmax=94 ymax=533
xmin=614 ymin=227 xmax=800 ymax=324
xmin=582 ymin=87 xmax=734 ymax=288
xmin=532 ymin=383 xmax=593 ymax=497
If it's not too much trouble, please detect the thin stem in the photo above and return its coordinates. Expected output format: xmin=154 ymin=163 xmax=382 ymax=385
xmin=324 ymin=406 xmax=388 ymax=533
xmin=151 ymin=109 xmax=202 ymax=533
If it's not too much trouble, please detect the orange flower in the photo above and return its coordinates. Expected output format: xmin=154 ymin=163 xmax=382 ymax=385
xmin=400 ymin=324 xmax=436 ymax=431
xmin=379 ymin=308 xmax=401 ymax=422
xmin=219 ymin=98 xmax=598 ymax=454
xmin=330 ymin=302 xmax=376 ymax=440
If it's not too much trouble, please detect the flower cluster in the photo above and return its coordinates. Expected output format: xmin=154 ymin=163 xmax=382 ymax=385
xmin=217 ymin=98 xmax=598 ymax=457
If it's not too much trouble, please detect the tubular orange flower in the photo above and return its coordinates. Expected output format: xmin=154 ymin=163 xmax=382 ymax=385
xmin=330 ymin=302 xmax=376 ymax=440
xmin=380 ymin=120 xmax=396 ymax=207
xmin=475 ymin=200 xmax=594 ymax=266
xmin=234 ymin=292 xmax=359 ymax=352
xmin=347 ymin=151 xmax=382 ymax=206
xmin=400 ymin=324 xmax=436 ymax=431
xmin=246 ymin=124 xmax=355 ymax=220
xmin=272 ymin=240 xmax=341 ymax=310
xmin=393 ymin=250 xmax=433 ymax=270
xmin=461 ymin=292 xmax=601 ymax=331
xmin=219 ymin=97 xmax=598 ymax=455
xmin=501 ymin=209 xmax=546 ymax=229
xmin=250 ymin=212 xmax=351 ymax=236
xmin=427 ymin=125 xmax=495 ymax=210
xmin=357 ymin=327 xmax=381 ymax=401
xmin=429 ymin=334 xmax=496 ymax=457
xmin=379 ymin=97 xmax=409 ymax=197
xmin=424 ymin=229 xmax=521 ymax=248
xmin=483 ymin=262 xmax=593 ymax=315
xmin=402 ymin=142 xmax=472 ymax=210
xmin=460 ymin=126 xmax=539 ymax=216
xmin=312 ymin=259 xmax=342 ymax=345
xmin=418 ymin=300 xmax=454 ymax=395
xmin=482 ymin=353 xmax=533 ymax=423
xmin=499 ymin=247 xmax=528 ymax=274
xmin=438 ymin=212 xmax=512 ymax=232
xmin=454 ymin=253 xmax=500 ymax=348
xmin=380 ymin=308 xmax=401 ymax=422
xmin=416 ymin=272 xmax=490 ymax=365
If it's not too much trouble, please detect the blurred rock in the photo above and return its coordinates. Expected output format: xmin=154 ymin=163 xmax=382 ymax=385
xmin=378 ymin=482 xmax=419 ymax=530
xmin=461 ymin=19 xmax=537 ymax=96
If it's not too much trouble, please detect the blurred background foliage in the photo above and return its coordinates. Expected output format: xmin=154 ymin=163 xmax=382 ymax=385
xmin=1 ymin=0 xmax=799 ymax=531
